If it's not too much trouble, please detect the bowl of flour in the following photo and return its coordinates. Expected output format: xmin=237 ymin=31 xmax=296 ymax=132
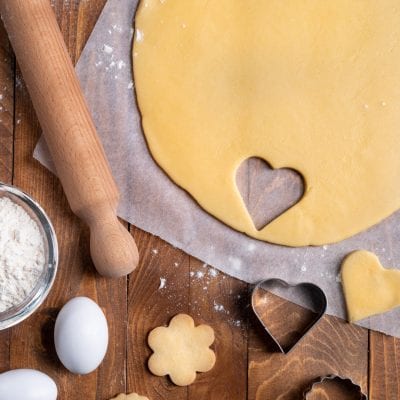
xmin=0 ymin=182 xmax=58 ymax=330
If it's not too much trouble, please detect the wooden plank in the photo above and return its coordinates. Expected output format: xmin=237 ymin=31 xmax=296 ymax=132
xmin=188 ymin=258 xmax=248 ymax=400
xmin=0 ymin=15 xmax=14 ymax=375
xmin=0 ymin=18 xmax=14 ymax=184
xmin=50 ymin=0 xmax=106 ymax=64
xmin=8 ymin=2 xmax=126 ymax=400
xmin=370 ymin=332 xmax=400 ymax=400
xmin=248 ymin=294 xmax=368 ymax=400
xmin=127 ymin=230 xmax=190 ymax=399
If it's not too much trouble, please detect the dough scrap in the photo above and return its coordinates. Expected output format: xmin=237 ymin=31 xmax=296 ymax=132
xmin=341 ymin=251 xmax=400 ymax=322
xmin=110 ymin=394 xmax=148 ymax=400
xmin=147 ymin=314 xmax=216 ymax=386
xmin=134 ymin=0 xmax=400 ymax=246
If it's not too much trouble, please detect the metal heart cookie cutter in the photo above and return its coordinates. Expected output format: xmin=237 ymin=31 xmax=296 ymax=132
xmin=303 ymin=375 xmax=367 ymax=399
xmin=251 ymin=279 xmax=327 ymax=354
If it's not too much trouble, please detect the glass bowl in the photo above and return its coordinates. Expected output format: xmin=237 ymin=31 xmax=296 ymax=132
xmin=0 ymin=182 xmax=58 ymax=330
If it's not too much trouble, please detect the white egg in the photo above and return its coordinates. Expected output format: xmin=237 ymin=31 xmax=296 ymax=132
xmin=54 ymin=296 xmax=108 ymax=375
xmin=0 ymin=369 xmax=57 ymax=400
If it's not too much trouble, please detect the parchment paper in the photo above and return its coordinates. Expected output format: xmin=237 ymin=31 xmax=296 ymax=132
xmin=34 ymin=0 xmax=400 ymax=337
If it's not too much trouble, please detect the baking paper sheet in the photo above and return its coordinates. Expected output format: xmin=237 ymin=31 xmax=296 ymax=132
xmin=34 ymin=0 xmax=400 ymax=337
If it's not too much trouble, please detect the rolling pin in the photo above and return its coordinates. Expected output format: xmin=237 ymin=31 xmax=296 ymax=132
xmin=0 ymin=0 xmax=139 ymax=278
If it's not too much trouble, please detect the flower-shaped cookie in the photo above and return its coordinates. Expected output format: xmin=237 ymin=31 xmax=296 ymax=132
xmin=148 ymin=314 xmax=216 ymax=386
xmin=110 ymin=394 xmax=148 ymax=400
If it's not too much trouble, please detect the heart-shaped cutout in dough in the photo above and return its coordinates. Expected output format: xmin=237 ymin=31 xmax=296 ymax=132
xmin=236 ymin=157 xmax=304 ymax=230
xmin=341 ymin=250 xmax=400 ymax=322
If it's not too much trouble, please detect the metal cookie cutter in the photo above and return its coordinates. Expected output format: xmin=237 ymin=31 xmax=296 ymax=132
xmin=251 ymin=279 xmax=327 ymax=354
xmin=303 ymin=375 xmax=367 ymax=399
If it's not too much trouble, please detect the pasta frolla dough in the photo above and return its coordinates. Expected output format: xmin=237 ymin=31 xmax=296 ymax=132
xmin=133 ymin=0 xmax=400 ymax=246
xmin=341 ymin=251 xmax=400 ymax=322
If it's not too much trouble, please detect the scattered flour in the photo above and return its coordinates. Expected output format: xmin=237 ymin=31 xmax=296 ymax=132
xmin=247 ymin=243 xmax=256 ymax=252
xmin=112 ymin=24 xmax=123 ymax=33
xmin=195 ymin=271 xmax=204 ymax=279
xmin=159 ymin=277 xmax=167 ymax=289
xmin=213 ymin=301 xmax=225 ymax=312
xmin=135 ymin=29 xmax=144 ymax=42
xmin=156 ymin=262 xmax=242 ymax=327
xmin=117 ymin=60 xmax=126 ymax=70
xmin=102 ymin=44 xmax=113 ymax=54
xmin=0 ymin=197 xmax=45 ymax=312
xmin=228 ymin=256 xmax=242 ymax=271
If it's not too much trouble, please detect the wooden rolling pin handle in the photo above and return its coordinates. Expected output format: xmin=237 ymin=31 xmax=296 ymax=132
xmin=0 ymin=0 xmax=139 ymax=277
xmin=87 ymin=207 xmax=138 ymax=278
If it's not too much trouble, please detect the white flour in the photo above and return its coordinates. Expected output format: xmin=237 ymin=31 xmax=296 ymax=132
xmin=0 ymin=197 xmax=45 ymax=312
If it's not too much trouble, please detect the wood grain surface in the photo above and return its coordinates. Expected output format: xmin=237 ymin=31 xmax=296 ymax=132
xmin=0 ymin=1 xmax=398 ymax=399
xmin=0 ymin=12 xmax=14 ymax=378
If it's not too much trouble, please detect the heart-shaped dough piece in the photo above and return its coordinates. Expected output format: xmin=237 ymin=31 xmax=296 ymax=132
xmin=341 ymin=251 xmax=400 ymax=322
xmin=134 ymin=0 xmax=400 ymax=246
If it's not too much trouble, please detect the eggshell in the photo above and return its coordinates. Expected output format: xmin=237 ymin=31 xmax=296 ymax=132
xmin=54 ymin=296 xmax=108 ymax=374
xmin=0 ymin=369 xmax=57 ymax=400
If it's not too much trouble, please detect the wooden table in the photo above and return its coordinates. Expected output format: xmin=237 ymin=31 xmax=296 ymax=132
xmin=0 ymin=1 xmax=398 ymax=399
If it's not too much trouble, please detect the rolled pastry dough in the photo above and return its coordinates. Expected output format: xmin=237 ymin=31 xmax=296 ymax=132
xmin=134 ymin=0 xmax=400 ymax=246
